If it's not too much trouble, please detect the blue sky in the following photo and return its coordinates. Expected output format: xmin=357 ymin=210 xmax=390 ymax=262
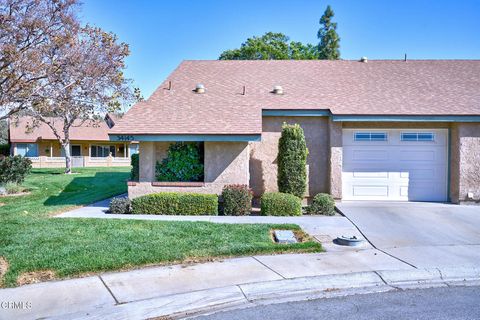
xmin=81 ymin=0 xmax=480 ymax=99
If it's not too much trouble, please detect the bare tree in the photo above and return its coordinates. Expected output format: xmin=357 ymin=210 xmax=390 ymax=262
xmin=29 ymin=25 xmax=131 ymax=173
xmin=0 ymin=0 xmax=79 ymax=120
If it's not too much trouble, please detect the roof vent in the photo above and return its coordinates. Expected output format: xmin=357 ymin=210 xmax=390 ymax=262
xmin=360 ymin=56 xmax=368 ymax=63
xmin=194 ymin=83 xmax=205 ymax=94
xmin=272 ymin=85 xmax=284 ymax=95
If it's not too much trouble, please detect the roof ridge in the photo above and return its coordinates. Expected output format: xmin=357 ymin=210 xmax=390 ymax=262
xmin=181 ymin=59 xmax=480 ymax=62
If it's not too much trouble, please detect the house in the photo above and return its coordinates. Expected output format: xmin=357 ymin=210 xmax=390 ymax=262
xmin=9 ymin=114 xmax=139 ymax=168
xmin=109 ymin=60 xmax=480 ymax=204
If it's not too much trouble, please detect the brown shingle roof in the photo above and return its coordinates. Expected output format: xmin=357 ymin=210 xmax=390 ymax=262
xmin=111 ymin=60 xmax=480 ymax=135
xmin=9 ymin=117 xmax=112 ymax=142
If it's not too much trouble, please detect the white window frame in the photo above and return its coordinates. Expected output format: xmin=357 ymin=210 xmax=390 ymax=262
xmin=354 ymin=132 xmax=388 ymax=142
xmin=16 ymin=143 xmax=38 ymax=157
xmin=90 ymin=145 xmax=116 ymax=158
xmin=401 ymin=132 xmax=435 ymax=142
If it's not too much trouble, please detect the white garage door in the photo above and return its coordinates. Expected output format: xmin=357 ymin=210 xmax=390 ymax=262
xmin=342 ymin=129 xmax=448 ymax=201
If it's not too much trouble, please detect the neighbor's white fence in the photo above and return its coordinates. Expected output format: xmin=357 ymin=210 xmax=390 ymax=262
xmin=28 ymin=156 xmax=131 ymax=168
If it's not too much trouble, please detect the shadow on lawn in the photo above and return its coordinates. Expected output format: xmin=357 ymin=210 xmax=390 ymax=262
xmin=43 ymin=171 xmax=128 ymax=207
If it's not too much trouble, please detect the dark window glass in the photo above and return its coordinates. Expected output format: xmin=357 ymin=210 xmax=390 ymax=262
xmin=91 ymin=146 xmax=97 ymax=157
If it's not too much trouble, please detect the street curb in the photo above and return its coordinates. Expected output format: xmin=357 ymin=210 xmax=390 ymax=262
xmin=239 ymin=272 xmax=388 ymax=302
xmin=45 ymin=268 xmax=480 ymax=320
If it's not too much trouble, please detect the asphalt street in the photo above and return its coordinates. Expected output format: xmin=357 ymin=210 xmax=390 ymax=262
xmin=195 ymin=285 xmax=480 ymax=320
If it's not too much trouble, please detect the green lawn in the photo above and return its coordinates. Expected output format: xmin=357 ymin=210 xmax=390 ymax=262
xmin=0 ymin=167 xmax=322 ymax=287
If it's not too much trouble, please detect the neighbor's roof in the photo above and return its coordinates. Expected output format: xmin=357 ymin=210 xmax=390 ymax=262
xmin=110 ymin=60 xmax=480 ymax=135
xmin=9 ymin=116 xmax=112 ymax=142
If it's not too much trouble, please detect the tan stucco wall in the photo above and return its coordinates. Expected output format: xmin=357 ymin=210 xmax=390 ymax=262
xmin=139 ymin=141 xmax=156 ymax=182
xmin=131 ymin=141 xmax=249 ymax=198
xmin=249 ymin=117 xmax=330 ymax=198
xmin=131 ymin=121 xmax=480 ymax=204
xmin=450 ymin=125 xmax=460 ymax=203
xmin=328 ymin=120 xmax=343 ymax=199
xmin=451 ymin=123 xmax=480 ymax=204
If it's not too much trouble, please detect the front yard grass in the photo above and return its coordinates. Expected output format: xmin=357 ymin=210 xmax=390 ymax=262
xmin=0 ymin=167 xmax=322 ymax=287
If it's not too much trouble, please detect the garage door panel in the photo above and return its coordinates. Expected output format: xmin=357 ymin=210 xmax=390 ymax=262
xmin=342 ymin=129 xmax=448 ymax=202
xmin=400 ymin=186 xmax=409 ymax=197
xmin=353 ymin=150 xmax=388 ymax=161
xmin=399 ymin=169 xmax=435 ymax=180
xmin=353 ymin=186 xmax=389 ymax=197
xmin=352 ymin=172 xmax=389 ymax=178
xmin=399 ymin=150 xmax=435 ymax=161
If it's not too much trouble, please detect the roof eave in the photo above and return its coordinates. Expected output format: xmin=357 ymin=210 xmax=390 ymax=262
xmin=109 ymin=133 xmax=261 ymax=142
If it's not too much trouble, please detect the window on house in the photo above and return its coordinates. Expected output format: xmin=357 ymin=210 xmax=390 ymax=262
xmin=16 ymin=143 xmax=38 ymax=157
xmin=90 ymin=145 xmax=116 ymax=157
xmin=129 ymin=144 xmax=139 ymax=155
xmin=401 ymin=132 xmax=435 ymax=142
xmin=354 ymin=132 xmax=388 ymax=141
xmin=61 ymin=145 xmax=82 ymax=157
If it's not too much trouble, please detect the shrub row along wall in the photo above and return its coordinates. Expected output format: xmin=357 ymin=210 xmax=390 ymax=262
xmin=221 ymin=184 xmax=253 ymax=216
xmin=126 ymin=190 xmax=333 ymax=216
xmin=131 ymin=192 xmax=218 ymax=215
xmin=261 ymin=192 xmax=302 ymax=216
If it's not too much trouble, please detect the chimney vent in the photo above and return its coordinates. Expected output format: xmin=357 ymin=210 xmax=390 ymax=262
xmin=360 ymin=56 xmax=368 ymax=63
xmin=272 ymin=85 xmax=284 ymax=95
xmin=194 ymin=83 xmax=205 ymax=94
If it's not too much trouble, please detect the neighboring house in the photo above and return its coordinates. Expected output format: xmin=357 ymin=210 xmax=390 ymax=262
xmin=110 ymin=60 xmax=480 ymax=204
xmin=9 ymin=114 xmax=139 ymax=168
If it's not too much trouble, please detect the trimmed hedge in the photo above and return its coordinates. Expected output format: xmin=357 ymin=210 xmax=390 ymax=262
xmin=277 ymin=123 xmax=308 ymax=198
xmin=261 ymin=192 xmax=302 ymax=216
xmin=130 ymin=153 xmax=139 ymax=181
xmin=222 ymin=184 xmax=253 ymax=216
xmin=307 ymin=193 xmax=335 ymax=215
xmin=0 ymin=155 xmax=32 ymax=184
xmin=131 ymin=192 xmax=218 ymax=215
xmin=109 ymin=197 xmax=132 ymax=214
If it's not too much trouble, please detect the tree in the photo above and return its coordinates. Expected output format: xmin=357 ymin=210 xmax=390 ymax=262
xmin=317 ymin=5 xmax=340 ymax=60
xmin=219 ymin=32 xmax=318 ymax=60
xmin=0 ymin=0 xmax=79 ymax=120
xmin=28 ymin=25 xmax=131 ymax=173
xmin=277 ymin=123 xmax=308 ymax=198
xmin=0 ymin=119 xmax=7 ymax=144
xmin=289 ymin=42 xmax=319 ymax=60
xmin=133 ymin=87 xmax=144 ymax=102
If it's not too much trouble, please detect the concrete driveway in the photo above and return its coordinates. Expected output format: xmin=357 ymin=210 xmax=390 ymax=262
xmin=336 ymin=202 xmax=480 ymax=268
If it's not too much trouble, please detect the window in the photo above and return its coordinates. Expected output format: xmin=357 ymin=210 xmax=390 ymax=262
xmin=401 ymin=132 xmax=435 ymax=142
xmin=354 ymin=132 xmax=388 ymax=141
xmin=129 ymin=144 xmax=139 ymax=155
xmin=60 ymin=145 xmax=82 ymax=157
xmin=16 ymin=143 xmax=38 ymax=157
xmin=90 ymin=145 xmax=116 ymax=157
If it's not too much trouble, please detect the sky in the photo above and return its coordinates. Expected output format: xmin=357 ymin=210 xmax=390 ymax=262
xmin=81 ymin=0 xmax=480 ymax=99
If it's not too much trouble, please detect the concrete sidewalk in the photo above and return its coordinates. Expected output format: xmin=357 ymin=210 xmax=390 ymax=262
xmin=0 ymin=250 xmax=410 ymax=320
xmin=2 ymin=251 xmax=480 ymax=320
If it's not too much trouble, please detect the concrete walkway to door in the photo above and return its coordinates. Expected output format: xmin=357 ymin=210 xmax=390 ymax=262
xmin=336 ymin=201 xmax=480 ymax=268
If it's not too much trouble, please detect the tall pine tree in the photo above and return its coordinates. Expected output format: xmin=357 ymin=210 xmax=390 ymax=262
xmin=317 ymin=5 xmax=341 ymax=60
